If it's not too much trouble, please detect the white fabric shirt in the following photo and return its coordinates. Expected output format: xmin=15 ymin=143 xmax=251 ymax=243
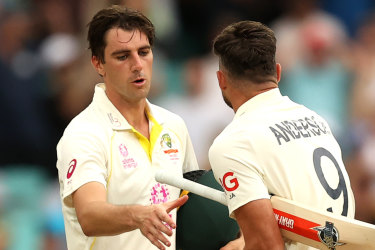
xmin=57 ymin=83 xmax=199 ymax=250
xmin=209 ymin=88 xmax=355 ymax=250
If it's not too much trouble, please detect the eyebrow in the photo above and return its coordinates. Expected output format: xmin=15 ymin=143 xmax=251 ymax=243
xmin=111 ymin=46 xmax=151 ymax=57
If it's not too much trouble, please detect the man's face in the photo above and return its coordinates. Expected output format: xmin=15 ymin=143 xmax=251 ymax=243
xmin=96 ymin=28 xmax=153 ymax=104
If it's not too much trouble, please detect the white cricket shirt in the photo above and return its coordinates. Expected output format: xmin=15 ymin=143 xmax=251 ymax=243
xmin=57 ymin=83 xmax=198 ymax=250
xmin=209 ymin=88 xmax=355 ymax=250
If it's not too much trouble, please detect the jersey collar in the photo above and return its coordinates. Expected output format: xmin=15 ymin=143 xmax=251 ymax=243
xmin=234 ymin=88 xmax=283 ymax=119
xmin=93 ymin=83 xmax=165 ymax=130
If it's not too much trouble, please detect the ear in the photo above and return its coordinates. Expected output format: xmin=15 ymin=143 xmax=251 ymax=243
xmin=276 ymin=63 xmax=281 ymax=83
xmin=216 ymin=70 xmax=227 ymax=90
xmin=91 ymin=56 xmax=105 ymax=77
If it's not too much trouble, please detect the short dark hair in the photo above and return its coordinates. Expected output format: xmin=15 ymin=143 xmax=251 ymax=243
xmin=213 ymin=21 xmax=277 ymax=83
xmin=87 ymin=5 xmax=155 ymax=63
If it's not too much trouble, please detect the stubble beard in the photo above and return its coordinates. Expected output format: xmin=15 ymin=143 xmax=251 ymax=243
xmin=222 ymin=92 xmax=233 ymax=109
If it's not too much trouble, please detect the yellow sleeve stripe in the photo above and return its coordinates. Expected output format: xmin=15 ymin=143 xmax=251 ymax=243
xmin=89 ymin=237 xmax=97 ymax=250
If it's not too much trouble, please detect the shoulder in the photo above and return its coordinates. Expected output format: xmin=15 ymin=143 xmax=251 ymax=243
xmin=60 ymin=104 xmax=110 ymax=145
xmin=210 ymin=121 xmax=247 ymax=153
xmin=150 ymin=103 xmax=187 ymax=127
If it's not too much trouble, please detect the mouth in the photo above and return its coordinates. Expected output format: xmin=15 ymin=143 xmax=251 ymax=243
xmin=132 ymin=77 xmax=146 ymax=85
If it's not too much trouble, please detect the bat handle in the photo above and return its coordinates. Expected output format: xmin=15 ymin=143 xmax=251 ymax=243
xmin=155 ymin=170 xmax=228 ymax=206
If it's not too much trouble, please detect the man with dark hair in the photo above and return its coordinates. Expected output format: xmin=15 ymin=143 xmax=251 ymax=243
xmin=56 ymin=5 xmax=199 ymax=250
xmin=209 ymin=20 xmax=355 ymax=249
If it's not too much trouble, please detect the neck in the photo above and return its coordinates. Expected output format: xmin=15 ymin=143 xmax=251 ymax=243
xmin=124 ymin=104 xmax=150 ymax=140
xmin=108 ymin=94 xmax=150 ymax=139
xmin=121 ymin=102 xmax=148 ymax=128
xmin=232 ymin=83 xmax=278 ymax=113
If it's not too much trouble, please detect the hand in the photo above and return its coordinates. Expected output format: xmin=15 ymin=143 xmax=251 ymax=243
xmin=220 ymin=232 xmax=245 ymax=250
xmin=137 ymin=195 xmax=189 ymax=250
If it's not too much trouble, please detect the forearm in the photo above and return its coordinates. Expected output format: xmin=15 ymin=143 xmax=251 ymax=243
xmin=235 ymin=199 xmax=284 ymax=250
xmin=72 ymin=181 xmax=187 ymax=249
xmin=77 ymin=201 xmax=143 ymax=236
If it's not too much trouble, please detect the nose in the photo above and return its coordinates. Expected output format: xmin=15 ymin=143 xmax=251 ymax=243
xmin=131 ymin=54 xmax=142 ymax=72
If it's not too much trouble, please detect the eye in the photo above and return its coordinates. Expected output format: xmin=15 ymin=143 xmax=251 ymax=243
xmin=139 ymin=49 xmax=150 ymax=56
xmin=117 ymin=55 xmax=128 ymax=61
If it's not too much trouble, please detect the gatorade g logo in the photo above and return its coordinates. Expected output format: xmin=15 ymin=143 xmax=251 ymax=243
xmin=222 ymin=172 xmax=239 ymax=191
xmin=67 ymin=159 xmax=77 ymax=179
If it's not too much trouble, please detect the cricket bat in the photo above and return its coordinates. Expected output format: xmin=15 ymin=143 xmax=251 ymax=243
xmin=155 ymin=170 xmax=375 ymax=250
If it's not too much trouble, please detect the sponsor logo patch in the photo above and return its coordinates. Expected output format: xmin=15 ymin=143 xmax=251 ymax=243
xmin=119 ymin=144 xmax=138 ymax=169
xmin=220 ymin=171 xmax=239 ymax=192
xmin=67 ymin=159 xmax=77 ymax=179
xmin=160 ymin=133 xmax=179 ymax=161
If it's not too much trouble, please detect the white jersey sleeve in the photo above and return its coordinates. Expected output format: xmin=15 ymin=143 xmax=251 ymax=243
xmin=209 ymin=130 xmax=270 ymax=218
xmin=57 ymin=122 xmax=108 ymax=207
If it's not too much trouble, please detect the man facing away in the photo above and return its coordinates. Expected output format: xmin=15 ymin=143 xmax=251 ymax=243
xmin=56 ymin=5 xmax=199 ymax=250
xmin=209 ymin=20 xmax=355 ymax=250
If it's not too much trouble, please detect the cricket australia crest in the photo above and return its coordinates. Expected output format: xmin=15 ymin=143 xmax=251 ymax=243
xmin=313 ymin=221 xmax=345 ymax=250
xmin=161 ymin=133 xmax=172 ymax=148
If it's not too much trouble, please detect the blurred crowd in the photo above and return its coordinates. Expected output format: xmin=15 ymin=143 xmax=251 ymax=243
xmin=1 ymin=0 xmax=375 ymax=249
